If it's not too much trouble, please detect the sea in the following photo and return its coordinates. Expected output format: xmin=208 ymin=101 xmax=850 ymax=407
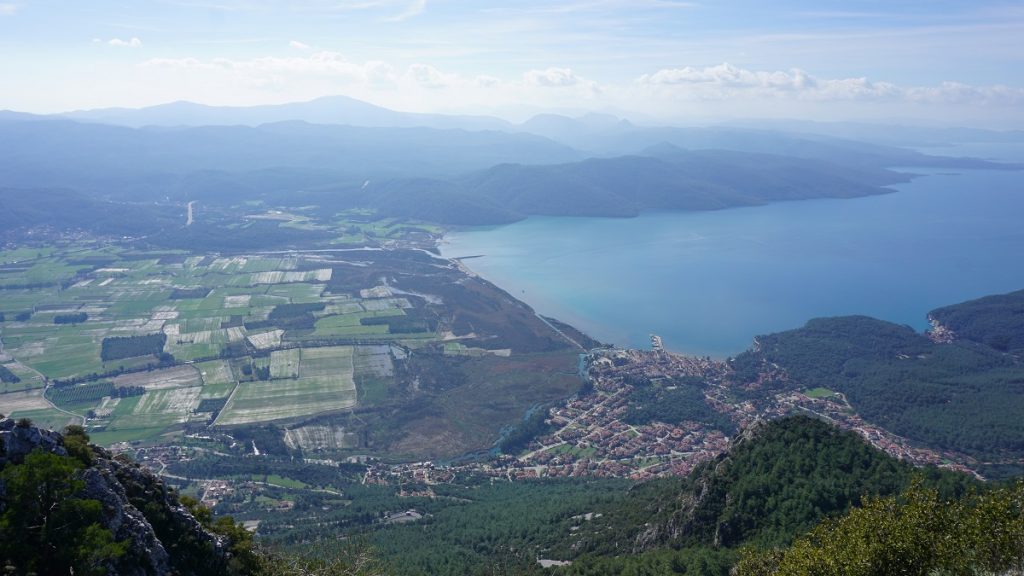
xmin=441 ymin=143 xmax=1024 ymax=357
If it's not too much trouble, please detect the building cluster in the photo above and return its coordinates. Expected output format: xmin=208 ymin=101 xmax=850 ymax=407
xmin=770 ymin=390 xmax=980 ymax=477
xmin=361 ymin=345 xmax=986 ymax=487
xmin=132 ymin=344 xmax=987 ymax=495
xmin=200 ymin=480 xmax=235 ymax=509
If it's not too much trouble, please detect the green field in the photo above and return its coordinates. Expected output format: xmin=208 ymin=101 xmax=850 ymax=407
xmin=0 ymin=237 xmax=573 ymax=462
xmin=196 ymin=359 xmax=235 ymax=386
xmin=102 ymin=387 xmax=202 ymax=431
xmin=299 ymin=346 xmax=355 ymax=377
xmin=312 ymin=315 xmax=391 ymax=338
xmin=215 ymin=376 xmax=357 ymax=426
xmin=270 ymin=349 xmax=302 ymax=379
xmin=2 ymin=408 xmax=78 ymax=431
xmin=199 ymin=382 xmax=235 ymax=400
xmin=804 ymin=387 xmax=838 ymax=399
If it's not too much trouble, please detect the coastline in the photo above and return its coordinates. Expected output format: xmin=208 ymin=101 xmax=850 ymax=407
xmin=442 ymin=242 xmax=601 ymax=353
xmin=434 ymin=160 xmax=1024 ymax=359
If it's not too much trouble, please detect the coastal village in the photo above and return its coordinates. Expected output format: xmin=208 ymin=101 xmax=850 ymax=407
xmin=361 ymin=339 xmax=981 ymax=488
xmin=128 ymin=338 xmax=983 ymax=511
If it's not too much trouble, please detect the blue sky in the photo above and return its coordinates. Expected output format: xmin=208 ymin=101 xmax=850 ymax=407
xmin=1 ymin=0 xmax=1022 ymax=126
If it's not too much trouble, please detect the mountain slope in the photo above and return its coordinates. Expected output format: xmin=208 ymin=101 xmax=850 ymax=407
xmin=564 ymin=416 xmax=970 ymax=558
xmin=729 ymin=290 xmax=1024 ymax=469
xmin=61 ymin=95 xmax=513 ymax=131
xmin=0 ymin=118 xmax=581 ymax=199
xmin=517 ymin=114 xmax=1021 ymax=170
xmin=929 ymin=288 xmax=1024 ymax=353
xmin=0 ymin=188 xmax=180 ymax=240
xmin=0 ymin=418 xmax=233 ymax=575
xmin=359 ymin=148 xmax=911 ymax=224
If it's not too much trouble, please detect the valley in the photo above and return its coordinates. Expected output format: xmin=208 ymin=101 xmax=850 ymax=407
xmin=0 ymin=230 xmax=582 ymax=460
xmin=3 ymin=3 xmax=1024 ymax=574
xmin=3 ymin=177 xmax=1024 ymax=575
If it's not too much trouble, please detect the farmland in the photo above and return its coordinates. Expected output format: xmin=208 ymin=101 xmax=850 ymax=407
xmin=0 ymin=240 xmax=582 ymax=460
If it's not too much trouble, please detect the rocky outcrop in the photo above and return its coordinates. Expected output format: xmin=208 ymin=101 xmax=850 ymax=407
xmin=0 ymin=416 xmax=68 ymax=465
xmin=0 ymin=417 xmax=230 ymax=575
xmin=79 ymin=457 xmax=174 ymax=576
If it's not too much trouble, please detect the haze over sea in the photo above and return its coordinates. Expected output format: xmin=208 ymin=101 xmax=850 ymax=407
xmin=442 ymin=143 xmax=1024 ymax=357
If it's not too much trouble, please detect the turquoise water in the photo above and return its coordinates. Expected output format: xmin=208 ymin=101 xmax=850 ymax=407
xmin=441 ymin=148 xmax=1024 ymax=357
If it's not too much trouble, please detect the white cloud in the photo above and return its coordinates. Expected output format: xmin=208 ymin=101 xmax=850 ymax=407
xmin=638 ymin=63 xmax=817 ymax=91
xmin=634 ymin=63 xmax=1024 ymax=107
xmin=0 ymin=4 xmax=16 ymax=16
xmin=404 ymin=63 xmax=452 ymax=89
xmin=524 ymin=67 xmax=585 ymax=88
xmin=289 ymin=40 xmax=312 ymax=51
xmin=474 ymin=75 xmax=501 ymax=88
xmin=108 ymin=37 xmax=143 ymax=48
xmin=130 ymin=53 xmax=1024 ymax=127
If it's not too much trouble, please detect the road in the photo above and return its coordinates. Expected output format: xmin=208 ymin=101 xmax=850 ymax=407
xmin=0 ymin=331 xmax=85 ymax=425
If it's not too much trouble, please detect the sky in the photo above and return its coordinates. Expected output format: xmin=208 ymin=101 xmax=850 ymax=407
xmin=1 ymin=0 xmax=1023 ymax=127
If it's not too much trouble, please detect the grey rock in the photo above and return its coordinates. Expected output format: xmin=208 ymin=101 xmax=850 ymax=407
xmin=0 ymin=418 xmax=231 ymax=575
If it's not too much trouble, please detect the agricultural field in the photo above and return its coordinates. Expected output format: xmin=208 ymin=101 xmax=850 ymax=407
xmin=269 ymin=349 xmax=301 ymax=379
xmin=113 ymin=365 xmax=203 ymax=390
xmin=215 ymin=374 xmax=357 ymax=427
xmin=0 ymin=246 xmax=398 ymax=442
xmin=214 ymin=346 xmax=359 ymax=426
xmin=196 ymin=359 xmax=235 ymax=386
xmin=0 ymin=239 xmax=582 ymax=461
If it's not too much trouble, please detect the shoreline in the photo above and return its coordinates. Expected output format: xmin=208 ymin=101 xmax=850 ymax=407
xmin=439 ymin=234 xmax=723 ymax=359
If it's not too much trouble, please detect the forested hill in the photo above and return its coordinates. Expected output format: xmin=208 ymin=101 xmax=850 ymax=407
xmin=1 ymin=116 xmax=1018 ymax=231
xmin=546 ymin=416 xmax=974 ymax=575
xmin=930 ymin=288 xmax=1024 ymax=353
xmin=0 ymin=417 xmax=374 ymax=576
xmin=729 ymin=289 xmax=1024 ymax=473
xmin=345 ymin=148 xmax=918 ymax=225
xmin=566 ymin=417 xmax=969 ymax=553
xmin=0 ymin=188 xmax=180 ymax=239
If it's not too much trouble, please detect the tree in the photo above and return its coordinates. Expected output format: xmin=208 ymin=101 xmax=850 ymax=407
xmin=0 ymin=450 xmax=126 ymax=575
xmin=735 ymin=479 xmax=1024 ymax=576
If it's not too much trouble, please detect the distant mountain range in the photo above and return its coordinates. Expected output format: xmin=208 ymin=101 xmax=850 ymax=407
xmin=358 ymin=146 xmax=917 ymax=224
xmin=6 ymin=95 xmax=1024 ymax=152
xmin=60 ymin=95 xmax=514 ymax=132
xmin=0 ymin=95 xmax=1020 ymax=231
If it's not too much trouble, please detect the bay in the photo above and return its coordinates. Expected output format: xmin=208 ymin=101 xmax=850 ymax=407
xmin=441 ymin=149 xmax=1024 ymax=357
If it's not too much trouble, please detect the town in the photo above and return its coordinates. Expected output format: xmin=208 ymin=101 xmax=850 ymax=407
xmin=127 ymin=341 xmax=986 ymax=507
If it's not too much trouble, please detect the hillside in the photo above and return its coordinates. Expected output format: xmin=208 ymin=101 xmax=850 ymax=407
xmin=930 ymin=288 xmax=1024 ymax=353
xmin=326 ymin=416 xmax=972 ymax=575
xmin=341 ymin=148 xmax=921 ymax=225
xmin=0 ymin=417 xmax=234 ymax=575
xmin=735 ymin=479 xmax=1024 ymax=576
xmin=0 ymin=118 xmax=581 ymax=198
xmin=558 ymin=417 xmax=972 ymax=561
xmin=61 ymin=95 xmax=513 ymax=132
xmin=729 ymin=291 xmax=1024 ymax=470
xmin=0 ymin=115 xmax=1017 ymax=233
xmin=0 ymin=188 xmax=181 ymax=240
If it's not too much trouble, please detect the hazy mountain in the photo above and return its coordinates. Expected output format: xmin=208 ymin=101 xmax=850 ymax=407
xmin=1 ymin=108 xmax=1017 ymax=230
xmin=514 ymin=113 xmax=1023 ymax=167
xmin=60 ymin=95 xmax=513 ymax=131
xmin=355 ymin=147 xmax=928 ymax=224
xmin=0 ymin=117 xmax=581 ymax=198
xmin=517 ymin=112 xmax=634 ymax=150
xmin=0 ymin=188 xmax=180 ymax=240
xmin=720 ymin=119 xmax=1024 ymax=147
